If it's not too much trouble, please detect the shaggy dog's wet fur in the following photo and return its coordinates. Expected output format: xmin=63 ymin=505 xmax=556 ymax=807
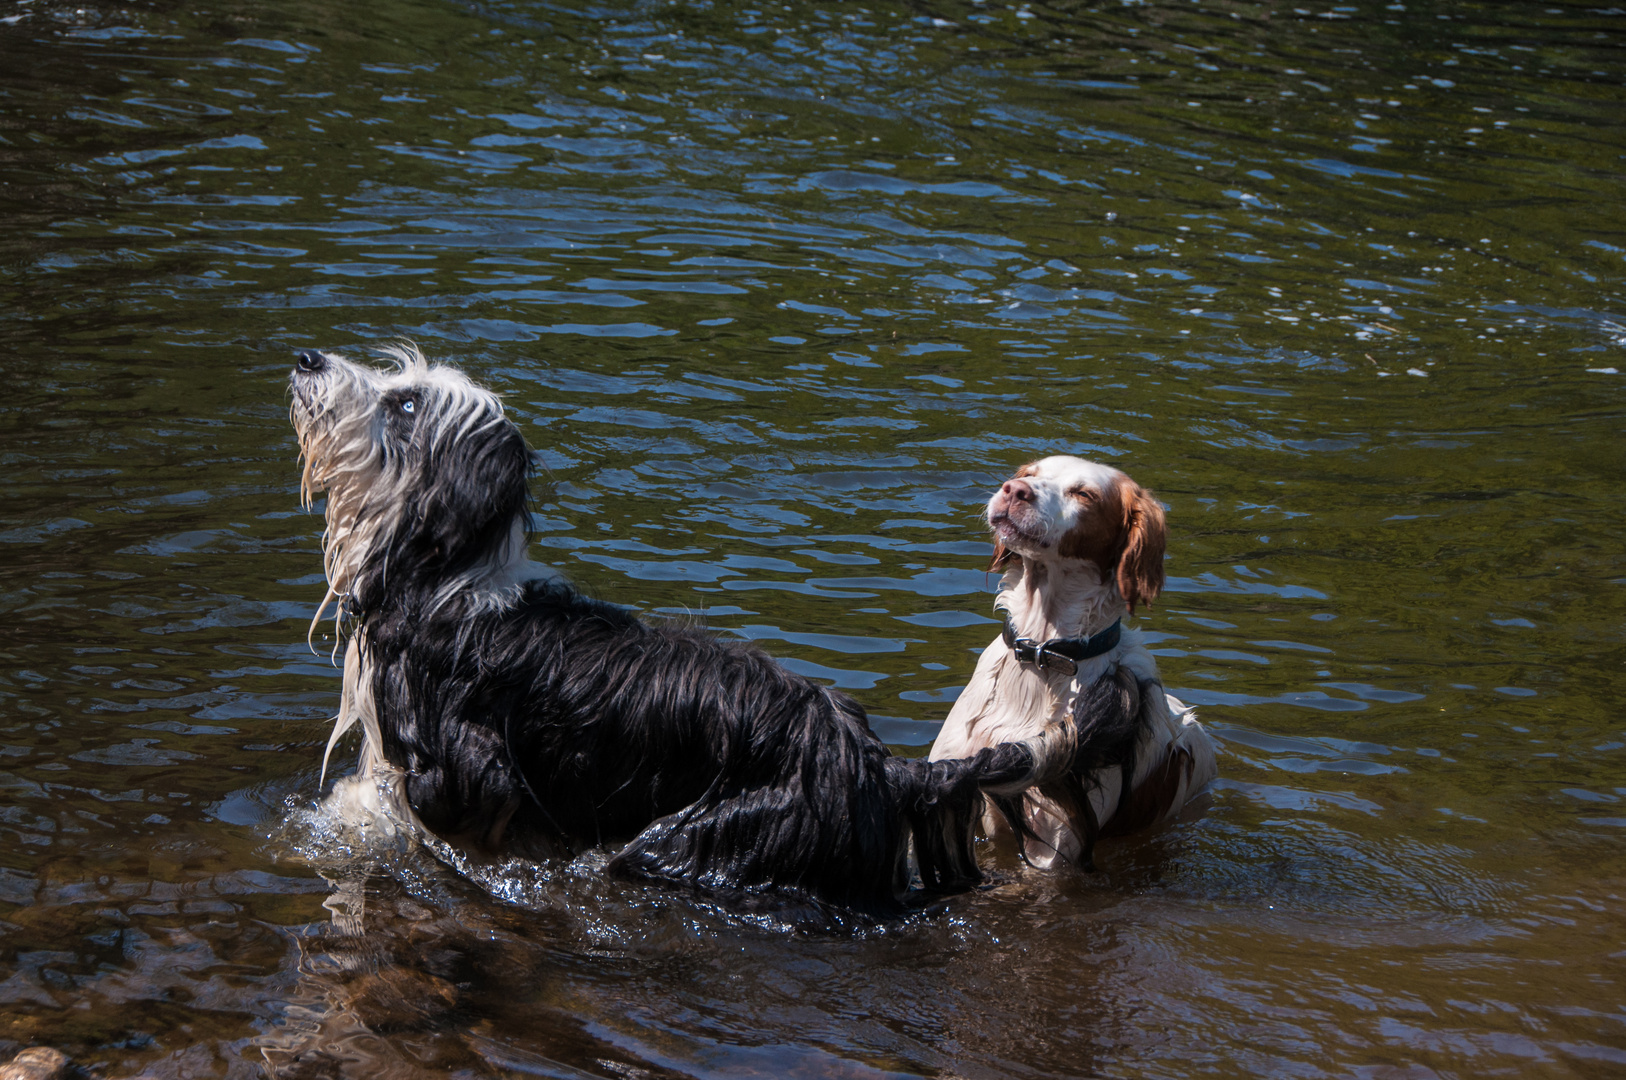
xmin=288 ymin=347 xmax=1118 ymax=914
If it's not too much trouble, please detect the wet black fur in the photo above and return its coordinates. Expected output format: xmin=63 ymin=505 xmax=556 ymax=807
xmin=364 ymin=583 xmax=1042 ymax=912
xmin=987 ymin=667 xmax=1150 ymax=872
xmin=327 ymin=372 xmax=1055 ymax=914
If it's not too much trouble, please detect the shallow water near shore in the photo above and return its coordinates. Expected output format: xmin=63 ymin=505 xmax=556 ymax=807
xmin=1 ymin=0 xmax=1624 ymax=1076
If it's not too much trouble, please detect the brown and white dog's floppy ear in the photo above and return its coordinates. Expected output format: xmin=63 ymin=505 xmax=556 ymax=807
xmin=1116 ymin=482 xmax=1166 ymax=613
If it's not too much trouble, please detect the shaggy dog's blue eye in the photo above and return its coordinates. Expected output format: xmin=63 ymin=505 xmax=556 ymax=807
xmin=401 ymin=399 xmax=415 ymax=414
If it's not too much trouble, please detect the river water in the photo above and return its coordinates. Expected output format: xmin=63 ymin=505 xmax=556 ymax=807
xmin=1 ymin=0 xmax=1623 ymax=1076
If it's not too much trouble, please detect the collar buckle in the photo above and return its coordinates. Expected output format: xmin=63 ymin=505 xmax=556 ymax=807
xmin=1010 ymin=635 xmax=1079 ymax=676
xmin=999 ymin=607 xmax=1122 ymax=677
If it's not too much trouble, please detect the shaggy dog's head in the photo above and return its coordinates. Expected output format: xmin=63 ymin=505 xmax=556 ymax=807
xmin=289 ymin=344 xmax=531 ymax=621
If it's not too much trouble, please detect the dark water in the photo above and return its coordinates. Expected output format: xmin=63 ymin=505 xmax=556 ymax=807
xmin=2 ymin=0 xmax=1624 ymax=1075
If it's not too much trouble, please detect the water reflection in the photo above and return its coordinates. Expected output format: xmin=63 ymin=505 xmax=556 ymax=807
xmin=0 ymin=0 xmax=1623 ymax=1076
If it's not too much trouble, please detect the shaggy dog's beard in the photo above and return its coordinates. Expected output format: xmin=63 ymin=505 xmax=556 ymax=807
xmin=288 ymin=346 xmax=1106 ymax=915
xmin=290 ymin=352 xmax=390 ymax=627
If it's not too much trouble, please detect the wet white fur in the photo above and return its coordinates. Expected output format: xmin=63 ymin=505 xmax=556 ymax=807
xmin=989 ymin=456 xmax=1123 ymax=557
xmin=929 ymin=456 xmax=1217 ymax=868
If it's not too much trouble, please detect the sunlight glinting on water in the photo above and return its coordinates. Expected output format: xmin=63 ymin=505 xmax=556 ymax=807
xmin=0 ymin=0 xmax=1622 ymax=1076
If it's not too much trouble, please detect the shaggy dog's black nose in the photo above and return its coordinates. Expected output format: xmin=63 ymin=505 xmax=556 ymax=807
xmin=296 ymin=349 xmax=329 ymax=374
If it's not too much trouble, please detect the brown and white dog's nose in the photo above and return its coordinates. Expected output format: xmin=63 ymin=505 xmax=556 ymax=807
xmin=1001 ymin=478 xmax=1034 ymax=503
xmin=295 ymin=349 xmax=329 ymax=374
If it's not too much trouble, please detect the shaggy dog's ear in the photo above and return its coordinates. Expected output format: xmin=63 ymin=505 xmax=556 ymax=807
xmin=414 ymin=419 xmax=532 ymax=571
xmin=357 ymin=413 xmax=532 ymax=610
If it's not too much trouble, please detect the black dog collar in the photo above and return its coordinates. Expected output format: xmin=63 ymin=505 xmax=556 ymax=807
xmin=998 ymin=608 xmax=1122 ymax=677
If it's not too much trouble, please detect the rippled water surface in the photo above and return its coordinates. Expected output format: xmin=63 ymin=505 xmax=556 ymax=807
xmin=2 ymin=0 xmax=1624 ymax=1076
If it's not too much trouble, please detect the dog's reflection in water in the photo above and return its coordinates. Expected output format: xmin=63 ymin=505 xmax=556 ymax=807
xmin=259 ymin=868 xmax=619 ymax=1080
xmin=259 ymin=874 xmax=465 ymax=1079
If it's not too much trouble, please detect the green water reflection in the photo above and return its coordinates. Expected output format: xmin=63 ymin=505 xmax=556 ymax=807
xmin=0 ymin=0 xmax=1622 ymax=1076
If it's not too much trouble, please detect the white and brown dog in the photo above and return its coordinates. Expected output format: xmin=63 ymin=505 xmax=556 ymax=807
xmin=930 ymin=456 xmax=1217 ymax=870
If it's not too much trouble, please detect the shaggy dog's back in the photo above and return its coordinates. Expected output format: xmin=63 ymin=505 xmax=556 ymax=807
xmin=366 ymin=581 xmax=912 ymax=907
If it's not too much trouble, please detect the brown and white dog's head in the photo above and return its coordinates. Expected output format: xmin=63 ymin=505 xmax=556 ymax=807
xmin=986 ymin=456 xmax=1167 ymax=612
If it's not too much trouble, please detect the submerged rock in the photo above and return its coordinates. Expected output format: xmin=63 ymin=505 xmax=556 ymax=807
xmin=341 ymin=965 xmax=461 ymax=1032
xmin=0 ymin=1047 xmax=70 ymax=1080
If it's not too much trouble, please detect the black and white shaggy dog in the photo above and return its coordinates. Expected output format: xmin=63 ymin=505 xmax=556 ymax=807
xmin=288 ymin=346 xmax=1109 ymax=914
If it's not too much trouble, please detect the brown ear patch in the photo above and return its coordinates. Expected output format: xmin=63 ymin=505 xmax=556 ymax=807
xmin=1056 ymin=479 xmax=1128 ymax=577
xmin=1051 ymin=475 xmax=1165 ymax=613
xmin=1116 ymin=483 xmax=1167 ymax=613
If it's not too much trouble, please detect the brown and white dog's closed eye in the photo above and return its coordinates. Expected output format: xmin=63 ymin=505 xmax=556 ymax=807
xmin=930 ymin=455 xmax=1217 ymax=869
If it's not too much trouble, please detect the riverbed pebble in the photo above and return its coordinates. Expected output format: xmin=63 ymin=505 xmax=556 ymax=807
xmin=0 ymin=1047 xmax=70 ymax=1080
